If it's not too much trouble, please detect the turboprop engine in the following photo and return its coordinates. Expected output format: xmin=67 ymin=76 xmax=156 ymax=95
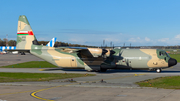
xmin=80 ymin=48 xmax=115 ymax=58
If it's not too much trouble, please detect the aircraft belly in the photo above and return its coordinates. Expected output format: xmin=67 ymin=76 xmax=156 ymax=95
xmin=84 ymin=61 xmax=102 ymax=65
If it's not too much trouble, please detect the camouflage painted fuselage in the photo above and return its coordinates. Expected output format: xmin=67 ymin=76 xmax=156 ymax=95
xmin=29 ymin=44 xmax=173 ymax=71
xmin=15 ymin=15 xmax=177 ymax=72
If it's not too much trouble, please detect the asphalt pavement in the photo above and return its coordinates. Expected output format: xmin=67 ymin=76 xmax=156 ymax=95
xmin=0 ymin=53 xmax=180 ymax=101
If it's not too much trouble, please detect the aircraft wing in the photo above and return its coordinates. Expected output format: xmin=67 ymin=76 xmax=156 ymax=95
xmin=57 ymin=47 xmax=108 ymax=58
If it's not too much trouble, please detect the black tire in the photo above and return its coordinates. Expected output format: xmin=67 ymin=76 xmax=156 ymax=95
xmin=21 ymin=52 xmax=25 ymax=55
xmin=100 ymin=68 xmax=107 ymax=72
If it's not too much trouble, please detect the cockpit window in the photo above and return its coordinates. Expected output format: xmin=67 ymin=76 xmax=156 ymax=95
xmin=159 ymin=51 xmax=164 ymax=56
xmin=165 ymin=52 xmax=170 ymax=57
xmin=159 ymin=51 xmax=170 ymax=57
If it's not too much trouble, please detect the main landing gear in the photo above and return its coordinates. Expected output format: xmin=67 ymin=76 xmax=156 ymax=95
xmin=21 ymin=52 xmax=26 ymax=55
xmin=100 ymin=68 xmax=107 ymax=72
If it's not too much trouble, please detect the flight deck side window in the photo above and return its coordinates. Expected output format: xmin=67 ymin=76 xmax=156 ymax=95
xmin=165 ymin=52 xmax=170 ymax=57
xmin=159 ymin=52 xmax=161 ymax=56
xmin=159 ymin=51 xmax=166 ymax=56
xmin=159 ymin=52 xmax=163 ymax=56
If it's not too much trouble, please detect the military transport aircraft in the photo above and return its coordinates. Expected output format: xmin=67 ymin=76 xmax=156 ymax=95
xmin=11 ymin=15 xmax=177 ymax=73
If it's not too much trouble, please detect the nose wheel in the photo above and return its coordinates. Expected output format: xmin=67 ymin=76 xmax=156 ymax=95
xmin=156 ymin=68 xmax=161 ymax=73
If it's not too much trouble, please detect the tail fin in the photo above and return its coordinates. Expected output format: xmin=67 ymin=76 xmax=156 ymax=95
xmin=16 ymin=15 xmax=39 ymax=50
xmin=46 ymin=37 xmax=57 ymax=47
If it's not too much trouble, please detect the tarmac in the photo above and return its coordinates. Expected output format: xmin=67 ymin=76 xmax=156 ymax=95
xmin=0 ymin=53 xmax=180 ymax=101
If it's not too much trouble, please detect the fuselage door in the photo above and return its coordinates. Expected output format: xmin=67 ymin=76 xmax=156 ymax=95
xmin=71 ymin=57 xmax=77 ymax=67
xmin=126 ymin=59 xmax=131 ymax=67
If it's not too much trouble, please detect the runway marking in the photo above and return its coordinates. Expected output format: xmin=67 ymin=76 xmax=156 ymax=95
xmin=30 ymin=74 xmax=146 ymax=101
xmin=0 ymin=73 xmax=146 ymax=100
xmin=38 ymin=69 xmax=62 ymax=71
xmin=39 ymin=69 xmax=45 ymax=71
xmin=30 ymin=83 xmax=79 ymax=101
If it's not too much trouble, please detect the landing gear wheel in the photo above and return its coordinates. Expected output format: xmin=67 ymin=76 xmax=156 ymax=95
xmin=100 ymin=68 xmax=107 ymax=72
xmin=21 ymin=52 xmax=25 ymax=55
xmin=156 ymin=69 xmax=161 ymax=73
xmin=95 ymin=70 xmax=100 ymax=72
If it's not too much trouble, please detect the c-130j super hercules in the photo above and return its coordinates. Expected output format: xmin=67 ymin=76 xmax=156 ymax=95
xmin=12 ymin=15 xmax=177 ymax=73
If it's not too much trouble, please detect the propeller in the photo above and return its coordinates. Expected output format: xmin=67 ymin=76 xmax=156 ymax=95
xmin=110 ymin=50 xmax=115 ymax=56
xmin=100 ymin=40 xmax=116 ymax=58
xmin=101 ymin=49 xmax=108 ymax=58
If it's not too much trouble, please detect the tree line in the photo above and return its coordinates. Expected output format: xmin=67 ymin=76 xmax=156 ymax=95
xmin=0 ymin=39 xmax=96 ymax=48
xmin=0 ymin=38 xmax=16 ymax=46
xmin=1 ymin=38 xmax=180 ymax=49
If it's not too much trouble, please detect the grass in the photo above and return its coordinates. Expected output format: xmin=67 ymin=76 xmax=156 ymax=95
xmin=136 ymin=76 xmax=180 ymax=89
xmin=0 ymin=72 xmax=95 ymax=82
xmin=169 ymin=54 xmax=180 ymax=63
xmin=0 ymin=61 xmax=57 ymax=68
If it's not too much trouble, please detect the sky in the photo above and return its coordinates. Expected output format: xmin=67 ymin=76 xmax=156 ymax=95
xmin=1 ymin=0 xmax=180 ymax=46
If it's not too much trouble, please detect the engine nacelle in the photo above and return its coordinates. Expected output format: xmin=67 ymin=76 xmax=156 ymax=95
xmin=87 ymin=48 xmax=104 ymax=57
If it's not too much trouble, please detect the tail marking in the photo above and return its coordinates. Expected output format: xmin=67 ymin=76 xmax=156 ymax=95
xmin=17 ymin=31 xmax=34 ymax=35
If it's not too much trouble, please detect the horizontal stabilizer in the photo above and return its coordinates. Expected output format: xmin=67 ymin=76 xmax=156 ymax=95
xmin=46 ymin=37 xmax=57 ymax=47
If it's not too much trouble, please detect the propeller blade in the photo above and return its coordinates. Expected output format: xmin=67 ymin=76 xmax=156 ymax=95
xmin=110 ymin=50 xmax=115 ymax=56
xmin=102 ymin=49 xmax=108 ymax=56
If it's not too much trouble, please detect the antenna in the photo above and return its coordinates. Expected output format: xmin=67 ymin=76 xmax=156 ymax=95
xmin=103 ymin=40 xmax=105 ymax=48
xmin=110 ymin=41 xmax=112 ymax=47
xmin=6 ymin=34 xmax=8 ymax=46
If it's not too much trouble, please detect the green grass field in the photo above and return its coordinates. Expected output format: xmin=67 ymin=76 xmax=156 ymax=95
xmin=0 ymin=72 xmax=95 ymax=82
xmin=136 ymin=76 xmax=180 ymax=89
xmin=0 ymin=61 xmax=57 ymax=68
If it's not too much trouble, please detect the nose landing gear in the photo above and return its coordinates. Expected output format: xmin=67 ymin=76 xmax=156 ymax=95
xmin=156 ymin=68 xmax=161 ymax=73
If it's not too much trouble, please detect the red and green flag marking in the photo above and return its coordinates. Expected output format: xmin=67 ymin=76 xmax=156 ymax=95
xmin=17 ymin=31 xmax=34 ymax=35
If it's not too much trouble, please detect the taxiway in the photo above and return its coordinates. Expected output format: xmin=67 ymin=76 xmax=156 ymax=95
xmin=0 ymin=54 xmax=180 ymax=101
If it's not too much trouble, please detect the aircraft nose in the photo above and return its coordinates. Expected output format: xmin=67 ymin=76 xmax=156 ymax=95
xmin=168 ymin=58 xmax=177 ymax=67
